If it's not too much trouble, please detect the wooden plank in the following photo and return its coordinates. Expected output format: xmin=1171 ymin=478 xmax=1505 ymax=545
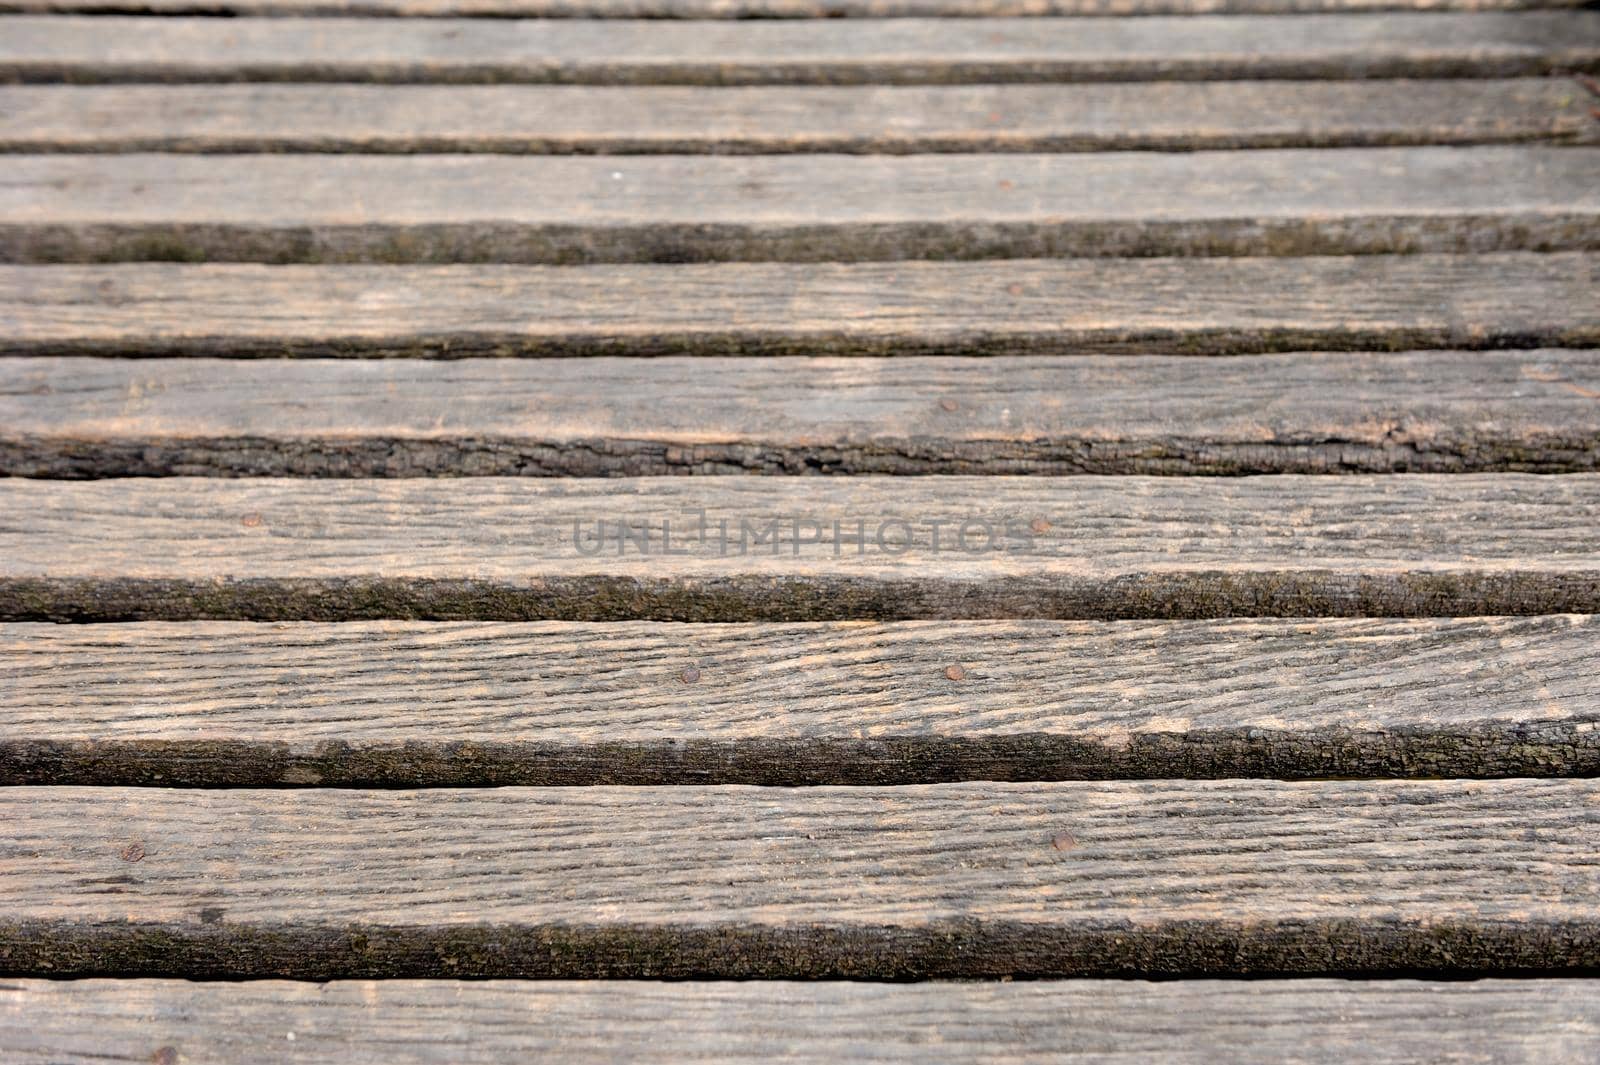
xmin=1 ymin=780 xmax=1598 ymax=977
xmin=3 ymin=147 xmax=1597 ymax=263
xmin=3 ymin=14 xmax=1597 ymax=85
xmin=5 ymin=350 xmax=1600 ymax=477
xmin=3 ymin=80 xmax=1594 ymax=153
xmin=5 ymin=979 xmax=1600 ymax=1065
xmin=7 ymin=256 xmax=1596 ymax=357
xmin=3 ymin=615 xmax=1597 ymax=786
xmin=1 ymin=476 xmax=1597 ymax=622
xmin=2 ymin=0 xmax=1590 ymax=16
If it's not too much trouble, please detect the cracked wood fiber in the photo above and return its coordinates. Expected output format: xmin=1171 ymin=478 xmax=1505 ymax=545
xmin=2 ymin=475 xmax=1598 ymax=621
xmin=3 ymin=147 xmax=1597 ymax=263
xmin=5 ymin=255 xmax=1597 ymax=357
xmin=4 ymin=14 xmax=1596 ymax=84
xmin=5 ymin=350 xmax=1600 ymax=477
xmin=4 ymin=979 xmax=1600 ymax=1065
xmin=3 ymin=0 xmax=1589 ymax=13
xmin=2 ymin=615 xmax=1598 ymax=786
xmin=4 ymin=80 xmax=1594 ymax=154
xmin=2 ymin=780 xmax=1599 ymax=978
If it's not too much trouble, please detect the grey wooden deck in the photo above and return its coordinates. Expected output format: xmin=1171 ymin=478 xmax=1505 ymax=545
xmin=1 ymin=1 xmax=1597 ymax=1060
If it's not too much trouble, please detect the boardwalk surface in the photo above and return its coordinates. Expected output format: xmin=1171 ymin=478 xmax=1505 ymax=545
xmin=1 ymin=0 xmax=1598 ymax=1060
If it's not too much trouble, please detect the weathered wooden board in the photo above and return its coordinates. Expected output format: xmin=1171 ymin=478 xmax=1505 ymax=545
xmin=5 ymin=979 xmax=1600 ymax=1065
xmin=3 ymin=148 xmax=1597 ymax=263
xmin=2 ymin=780 xmax=1598 ymax=977
xmin=3 ymin=615 xmax=1597 ymax=786
xmin=2 ymin=476 xmax=1598 ymax=621
xmin=4 ymin=80 xmax=1593 ymax=153
xmin=8 ymin=256 xmax=1596 ymax=357
xmin=4 ymin=14 xmax=1596 ymax=84
xmin=3 ymin=0 xmax=1588 ymax=15
xmin=5 ymin=350 xmax=1600 ymax=477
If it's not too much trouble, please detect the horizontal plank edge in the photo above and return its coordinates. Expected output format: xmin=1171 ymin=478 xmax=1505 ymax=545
xmin=2 ymin=475 xmax=1598 ymax=621
xmin=2 ymin=80 xmax=1594 ymax=154
xmin=3 ymin=978 xmax=1600 ymax=1064
xmin=3 ymin=616 xmax=1598 ymax=785
xmin=4 ymin=255 xmax=1597 ymax=357
xmin=2 ymin=780 xmax=1599 ymax=978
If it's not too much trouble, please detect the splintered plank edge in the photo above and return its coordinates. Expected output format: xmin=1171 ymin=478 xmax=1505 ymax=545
xmin=5 ymin=350 xmax=1600 ymax=476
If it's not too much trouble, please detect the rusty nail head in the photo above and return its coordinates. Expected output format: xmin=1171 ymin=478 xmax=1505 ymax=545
xmin=152 ymin=1048 xmax=180 ymax=1065
xmin=680 ymin=665 xmax=701 ymax=684
xmin=120 ymin=841 xmax=146 ymax=863
xmin=939 ymin=398 xmax=959 ymax=412
xmin=1051 ymin=832 xmax=1078 ymax=852
xmin=1030 ymin=517 xmax=1051 ymax=535
xmin=945 ymin=664 xmax=967 ymax=682
xmin=241 ymin=513 xmax=263 ymax=528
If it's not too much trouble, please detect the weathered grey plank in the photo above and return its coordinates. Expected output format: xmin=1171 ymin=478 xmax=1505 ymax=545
xmin=7 ymin=256 xmax=1596 ymax=357
xmin=4 ymin=14 xmax=1596 ymax=84
xmin=2 ymin=0 xmax=1589 ymax=15
xmin=2 ymin=780 xmax=1599 ymax=977
xmin=4 ymin=80 xmax=1593 ymax=153
xmin=4 ymin=979 xmax=1600 ymax=1065
xmin=2 ymin=476 xmax=1598 ymax=621
xmin=3 ymin=616 xmax=1597 ymax=786
xmin=3 ymin=148 xmax=1597 ymax=263
xmin=6 ymin=350 xmax=1600 ymax=477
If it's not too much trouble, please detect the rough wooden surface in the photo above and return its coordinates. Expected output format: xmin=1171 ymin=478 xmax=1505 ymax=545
xmin=2 ymin=476 xmax=1598 ymax=621
xmin=5 ymin=979 xmax=1600 ymax=1065
xmin=4 ymin=80 xmax=1593 ymax=153
xmin=3 ymin=0 xmax=1588 ymax=14
xmin=2 ymin=780 xmax=1599 ymax=978
xmin=6 ymin=350 xmax=1600 ymax=477
xmin=4 ymin=14 xmax=1596 ymax=84
xmin=3 ymin=615 xmax=1597 ymax=786
xmin=4 ymin=147 xmax=1598 ymax=263
xmin=8 ymin=256 xmax=1596 ymax=357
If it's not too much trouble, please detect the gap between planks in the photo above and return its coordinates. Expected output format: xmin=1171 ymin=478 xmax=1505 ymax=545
xmin=2 ymin=147 xmax=1597 ymax=263
xmin=2 ymin=780 xmax=1599 ymax=978
xmin=2 ymin=80 xmax=1594 ymax=153
xmin=2 ymin=616 xmax=1597 ymax=785
xmin=5 ymin=350 xmax=1600 ymax=477
xmin=4 ymin=979 xmax=1600 ymax=1064
xmin=2 ymin=475 xmax=1599 ymax=621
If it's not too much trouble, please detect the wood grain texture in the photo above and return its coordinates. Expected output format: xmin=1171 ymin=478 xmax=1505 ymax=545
xmin=3 ymin=615 xmax=1598 ymax=786
xmin=7 ymin=256 xmax=1597 ymax=357
xmin=5 ymin=979 xmax=1600 ymax=1064
xmin=3 ymin=147 xmax=1598 ymax=264
xmin=2 ymin=780 xmax=1600 ymax=977
xmin=4 ymin=14 xmax=1597 ymax=85
xmin=3 ymin=0 xmax=1590 ymax=15
xmin=6 ymin=350 xmax=1600 ymax=477
xmin=2 ymin=476 xmax=1598 ymax=621
xmin=4 ymin=80 xmax=1594 ymax=153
